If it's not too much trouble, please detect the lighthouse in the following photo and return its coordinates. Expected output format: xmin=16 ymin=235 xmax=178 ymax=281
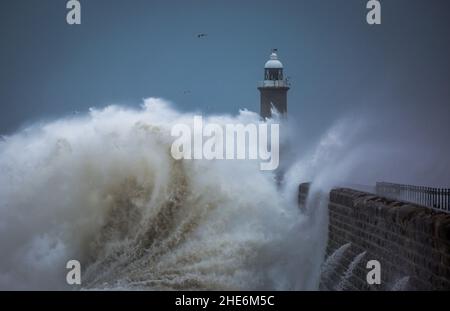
xmin=258 ymin=50 xmax=290 ymax=119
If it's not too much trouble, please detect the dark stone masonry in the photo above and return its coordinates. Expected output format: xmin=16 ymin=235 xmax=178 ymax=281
xmin=298 ymin=183 xmax=450 ymax=291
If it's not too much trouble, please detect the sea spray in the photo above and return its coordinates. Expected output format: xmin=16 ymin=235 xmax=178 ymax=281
xmin=0 ymin=98 xmax=327 ymax=290
xmin=335 ymin=251 xmax=367 ymax=291
xmin=391 ymin=276 xmax=410 ymax=291
xmin=320 ymin=243 xmax=352 ymax=281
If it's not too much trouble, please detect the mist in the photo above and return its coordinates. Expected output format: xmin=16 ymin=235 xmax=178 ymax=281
xmin=283 ymin=99 xmax=450 ymax=190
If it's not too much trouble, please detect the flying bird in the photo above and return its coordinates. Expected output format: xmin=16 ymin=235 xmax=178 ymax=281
xmin=197 ymin=33 xmax=208 ymax=38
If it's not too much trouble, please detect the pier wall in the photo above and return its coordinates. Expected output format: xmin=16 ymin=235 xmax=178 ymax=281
xmin=298 ymin=183 xmax=450 ymax=290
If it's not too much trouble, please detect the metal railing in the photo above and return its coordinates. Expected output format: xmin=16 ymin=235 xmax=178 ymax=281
xmin=257 ymin=80 xmax=290 ymax=88
xmin=376 ymin=182 xmax=450 ymax=212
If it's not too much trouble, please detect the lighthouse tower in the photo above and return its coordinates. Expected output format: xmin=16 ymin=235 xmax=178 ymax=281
xmin=258 ymin=50 xmax=290 ymax=119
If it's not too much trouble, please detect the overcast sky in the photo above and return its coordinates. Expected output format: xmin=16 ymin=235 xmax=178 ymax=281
xmin=1 ymin=0 xmax=449 ymax=184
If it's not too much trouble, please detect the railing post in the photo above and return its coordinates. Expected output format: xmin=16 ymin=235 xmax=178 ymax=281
xmin=425 ymin=187 xmax=428 ymax=207
xmin=433 ymin=188 xmax=437 ymax=208
xmin=447 ymin=189 xmax=450 ymax=211
xmin=428 ymin=187 xmax=432 ymax=207
xmin=445 ymin=189 xmax=447 ymax=211
xmin=419 ymin=186 xmax=421 ymax=205
xmin=437 ymin=188 xmax=440 ymax=209
xmin=437 ymin=188 xmax=441 ymax=209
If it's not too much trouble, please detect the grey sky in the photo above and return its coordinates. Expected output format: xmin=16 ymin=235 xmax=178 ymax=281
xmin=1 ymin=0 xmax=449 ymax=184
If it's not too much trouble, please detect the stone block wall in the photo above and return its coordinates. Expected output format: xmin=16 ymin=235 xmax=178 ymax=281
xmin=298 ymin=183 xmax=450 ymax=290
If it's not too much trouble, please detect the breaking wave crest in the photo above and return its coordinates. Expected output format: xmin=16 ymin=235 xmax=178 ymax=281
xmin=0 ymin=98 xmax=324 ymax=290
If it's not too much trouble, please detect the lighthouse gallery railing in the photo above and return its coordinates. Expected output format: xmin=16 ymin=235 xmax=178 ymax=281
xmin=257 ymin=80 xmax=290 ymax=88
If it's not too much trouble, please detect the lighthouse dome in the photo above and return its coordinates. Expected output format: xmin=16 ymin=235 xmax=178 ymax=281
xmin=264 ymin=52 xmax=283 ymax=69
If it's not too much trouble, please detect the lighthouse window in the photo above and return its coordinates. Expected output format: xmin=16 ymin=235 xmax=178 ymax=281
xmin=265 ymin=69 xmax=282 ymax=81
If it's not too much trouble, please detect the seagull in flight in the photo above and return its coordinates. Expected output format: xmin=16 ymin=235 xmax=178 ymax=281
xmin=197 ymin=33 xmax=208 ymax=38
